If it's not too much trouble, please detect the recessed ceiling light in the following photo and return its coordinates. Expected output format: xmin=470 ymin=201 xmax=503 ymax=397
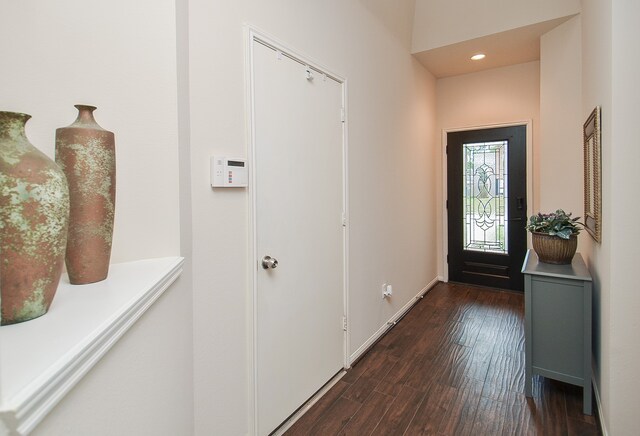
xmin=471 ymin=53 xmax=486 ymax=61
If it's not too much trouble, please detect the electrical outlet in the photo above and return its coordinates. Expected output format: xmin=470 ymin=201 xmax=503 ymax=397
xmin=382 ymin=283 xmax=393 ymax=299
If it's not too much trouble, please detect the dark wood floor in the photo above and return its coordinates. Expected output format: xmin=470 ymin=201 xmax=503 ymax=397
xmin=284 ymin=282 xmax=601 ymax=435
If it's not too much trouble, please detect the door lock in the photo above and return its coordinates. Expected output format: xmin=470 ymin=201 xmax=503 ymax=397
xmin=261 ymin=255 xmax=278 ymax=270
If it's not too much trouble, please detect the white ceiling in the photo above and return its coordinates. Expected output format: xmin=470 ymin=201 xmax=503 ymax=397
xmin=412 ymin=16 xmax=575 ymax=78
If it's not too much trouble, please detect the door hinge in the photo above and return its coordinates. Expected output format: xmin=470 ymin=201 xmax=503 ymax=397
xmin=446 ymin=145 xmax=448 ymax=154
xmin=342 ymin=212 xmax=347 ymax=227
xmin=447 ymin=254 xmax=449 ymax=263
xmin=446 ymin=200 xmax=448 ymax=209
xmin=340 ymin=107 xmax=345 ymax=123
xmin=343 ymin=316 xmax=347 ymax=331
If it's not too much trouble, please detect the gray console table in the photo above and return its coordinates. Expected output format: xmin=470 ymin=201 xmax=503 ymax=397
xmin=522 ymin=249 xmax=592 ymax=415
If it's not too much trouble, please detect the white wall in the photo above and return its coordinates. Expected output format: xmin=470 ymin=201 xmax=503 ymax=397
xmin=436 ymin=62 xmax=541 ymax=277
xmin=539 ymin=17 xmax=583 ymax=220
xmin=0 ymin=0 xmax=181 ymax=263
xmin=551 ymin=2 xmax=640 ymax=433
xmin=412 ymin=0 xmax=581 ymax=52
xmin=188 ymin=1 xmax=438 ymax=434
xmin=580 ymin=0 xmax=612 ymax=431
xmin=580 ymin=2 xmax=640 ymax=433
xmin=0 ymin=1 xmax=193 ymax=435
xmin=609 ymin=0 xmax=640 ymax=432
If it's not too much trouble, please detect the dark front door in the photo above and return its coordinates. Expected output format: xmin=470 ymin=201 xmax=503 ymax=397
xmin=447 ymin=126 xmax=527 ymax=291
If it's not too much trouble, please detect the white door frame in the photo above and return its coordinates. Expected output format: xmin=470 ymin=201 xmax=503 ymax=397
xmin=441 ymin=121 xmax=534 ymax=282
xmin=245 ymin=26 xmax=350 ymax=435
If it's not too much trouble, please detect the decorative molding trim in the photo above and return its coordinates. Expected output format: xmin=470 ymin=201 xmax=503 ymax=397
xmin=0 ymin=257 xmax=184 ymax=436
xmin=349 ymin=277 xmax=440 ymax=364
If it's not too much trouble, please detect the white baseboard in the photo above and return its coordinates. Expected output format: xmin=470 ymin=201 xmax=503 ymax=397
xmin=348 ymin=277 xmax=440 ymax=364
xmin=272 ymin=371 xmax=346 ymax=435
xmin=592 ymin=375 xmax=609 ymax=436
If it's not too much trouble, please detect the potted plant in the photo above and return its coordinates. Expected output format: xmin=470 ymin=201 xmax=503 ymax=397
xmin=526 ymin=210 xmax=583 ymax=264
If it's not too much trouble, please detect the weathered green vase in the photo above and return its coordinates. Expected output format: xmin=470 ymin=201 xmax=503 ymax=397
xmin=55 ymin=105 xmax=115 ymax=284
xmin=0 ymin=111 xmax=70 ymax=325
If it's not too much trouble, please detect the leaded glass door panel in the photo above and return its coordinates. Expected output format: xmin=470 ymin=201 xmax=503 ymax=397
xmin=447 ymin=126 xmax=527 ymax=291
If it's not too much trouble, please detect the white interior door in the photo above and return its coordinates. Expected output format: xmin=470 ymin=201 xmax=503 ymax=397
xmin=253 ymin=40 xmax=345 ymax=435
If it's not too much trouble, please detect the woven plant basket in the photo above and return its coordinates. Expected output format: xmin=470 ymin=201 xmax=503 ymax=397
xmin=532 ymin=232 xmax=577 ymax=264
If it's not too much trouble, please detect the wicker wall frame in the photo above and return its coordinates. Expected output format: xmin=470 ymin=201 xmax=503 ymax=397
xmin=583 ymin=106 xmax=601 ymax=242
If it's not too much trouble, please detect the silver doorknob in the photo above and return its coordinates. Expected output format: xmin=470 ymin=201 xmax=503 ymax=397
xmin=261 ymin=255 xmax=278 ymax=270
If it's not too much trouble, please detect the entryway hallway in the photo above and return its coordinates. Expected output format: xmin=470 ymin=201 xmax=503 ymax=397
xmin=284 ymin=283 xmax=601 ymax=435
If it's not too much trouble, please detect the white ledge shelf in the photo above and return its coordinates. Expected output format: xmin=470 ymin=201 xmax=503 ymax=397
xmin=0 ymin=256 xmax=185 ymax=436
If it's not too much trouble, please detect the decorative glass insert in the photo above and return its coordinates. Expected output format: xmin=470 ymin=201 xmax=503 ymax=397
xmin=463 ymin=141 xmax=508 ymax=253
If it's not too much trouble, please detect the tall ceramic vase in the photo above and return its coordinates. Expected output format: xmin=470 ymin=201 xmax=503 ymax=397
xmin=56 ymin=105 xmax=115 ymax=285
xmin=0 ymin=111 xmax=70 ymax=325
